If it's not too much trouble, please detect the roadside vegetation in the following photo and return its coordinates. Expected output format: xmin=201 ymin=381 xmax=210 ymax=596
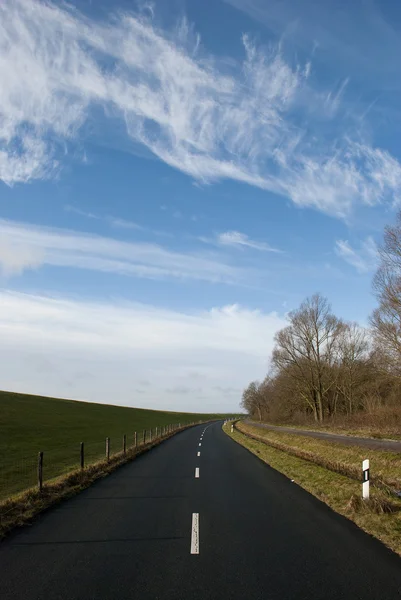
xmin=236 ymin=421 xmax=401 ymax=493
xmin=241 ymin=210 xmax=401 ymax=437
xmin=0 ymin=390 xmax=229 ymax=500
xmin=224 ymin=421 xmax=401 ymax=557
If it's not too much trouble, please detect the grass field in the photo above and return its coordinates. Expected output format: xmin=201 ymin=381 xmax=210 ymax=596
xmin=0 ymin=390 xmax=230 ymax=500
xmin=225 ymin=422 xmax=401 ymax=557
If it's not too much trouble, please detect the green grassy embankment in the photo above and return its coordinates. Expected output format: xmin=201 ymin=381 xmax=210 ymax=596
xmin=0 ymin=390 xmax=228 ymax=500
xmin=224 ymin=421 xmax=401 ymax=557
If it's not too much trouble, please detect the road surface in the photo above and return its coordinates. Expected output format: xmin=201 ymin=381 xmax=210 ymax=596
xmin=0 ymin=422 xmax=400 ymax=599
xmin=246 ymin=420 xmax=401 ymax=452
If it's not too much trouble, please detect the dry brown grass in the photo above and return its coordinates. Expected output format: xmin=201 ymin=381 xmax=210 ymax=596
xmin=238 ymin=421 xmax=401 ymax=494
xmin=346 ymin=494 xmax=400 ymax=515
xmin=224 ymin=422 xmax=401 ymax=556
xmin=270 ymin=406 xmax=401 ymax=440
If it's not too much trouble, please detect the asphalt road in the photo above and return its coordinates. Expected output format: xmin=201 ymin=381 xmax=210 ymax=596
xmin=245 ymin=420 xmax=401 ymax=452
xmin=1 ymin=422 xmax=401 ymax=600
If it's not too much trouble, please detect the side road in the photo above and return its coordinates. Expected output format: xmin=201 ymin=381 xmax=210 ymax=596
xmin=246 ymin=420 xmax=401 ymax=452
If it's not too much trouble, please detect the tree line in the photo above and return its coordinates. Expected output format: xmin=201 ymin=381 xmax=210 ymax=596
xmin=242 ymin=211 xmax=401 ymax=424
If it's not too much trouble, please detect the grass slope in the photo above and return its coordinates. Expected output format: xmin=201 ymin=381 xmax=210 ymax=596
xmin=0 ymin=390 xmax=228 ymax=499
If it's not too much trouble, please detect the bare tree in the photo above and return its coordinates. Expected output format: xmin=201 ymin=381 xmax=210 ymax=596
xmin=371 ymin=212 xmax=401 ymax=375
xmin=336 ymin=323 xmax=370 ymax=415
xmin=241 ymin=381 xmax=263 ymax=421
xmin=272 ymin=294 xmax=343 ymax=422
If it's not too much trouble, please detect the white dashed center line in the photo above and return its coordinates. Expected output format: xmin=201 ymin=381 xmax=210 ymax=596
xmin=191 ymin=513 xmax=199 ymax=555
xmin=197 ymin=451 xmax=201 ymax=456
xmin=199 ymin=443 xmax=201 ymax=446
xmin=195 ymin=467 xmax=200 ymax=478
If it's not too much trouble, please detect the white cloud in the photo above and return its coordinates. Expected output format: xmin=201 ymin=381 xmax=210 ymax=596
xmin=323 ymin=78 xmax=349 ymax=117
xmin=64 ymin=206 xmax=100 ymax=220
xmin=1 ymin=0 xmax=400 ymax=217
xmin=335 ymin=236 xmax=378 ymax=273
xmin=0 ymin=290 xmax=285 ymax=411
xmin=109 ymin=218 xmax=142 ymax=230
xmin=0 ymin=218 xmax=243 ymax=284
xmin=0 ymin=235 xmax=44 ymax=276
xmin=217 ymin=231 xmax=281 ymax=252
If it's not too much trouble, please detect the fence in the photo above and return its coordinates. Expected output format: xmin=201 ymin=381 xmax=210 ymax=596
xmin=0 ymin=422 xmax=194 ymax=503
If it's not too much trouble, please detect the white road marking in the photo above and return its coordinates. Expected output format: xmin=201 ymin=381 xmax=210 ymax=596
xmin=191 ymin=513 xmax=199 ymax=555
xmin=197 ymin=451 xmax=201 ymax=456
xmin=195 ymin=467 xmax=200 ymax=478
xmin=199 ymin=443 xmax=201 ymax=446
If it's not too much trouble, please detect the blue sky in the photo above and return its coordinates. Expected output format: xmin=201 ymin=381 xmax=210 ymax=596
xmin=0 ymin=0 xmax=400 ymax=412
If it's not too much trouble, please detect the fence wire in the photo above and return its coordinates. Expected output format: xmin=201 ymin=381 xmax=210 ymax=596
xmin=0 ymin=422 xmax=193 ymax=502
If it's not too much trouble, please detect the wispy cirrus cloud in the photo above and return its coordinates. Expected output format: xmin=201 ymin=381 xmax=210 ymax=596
xmin=64 ymin=205 xmax=173 ymax=237
xmin=224 ymin=0 xmax=401 ymax=90
xmin=65 ymin=205 xmax=142 ymax=230
xmin=218 ymin=231 xmax=281 ymax=252
xmin=0 ymin=219 xmax=245 ymax=284
xmin=335 ymin=236 xmax=378 ymax=273
xmin=0 ymin=290 xmax=285 ymax=410
xmin=1 ymin=0 xmax=401 ymax=217
xmin=203 ymin=230 xmax=282 ymax=252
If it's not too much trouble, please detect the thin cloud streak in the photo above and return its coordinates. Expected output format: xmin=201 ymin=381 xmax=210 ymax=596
xmin=0 ymin=219 xmax=245 ymax=284
xmin=335 ymin=236 xmax=378 ymax=273
xmin=0 ymin=1 xmax=400 ymax=217
xmin=64 ymin=205 xmax=172 ymax=237
xmin=215 ymin=231 xmax=282 ymax=252
xmin=218 ymin=230 xmax=282 ymax=252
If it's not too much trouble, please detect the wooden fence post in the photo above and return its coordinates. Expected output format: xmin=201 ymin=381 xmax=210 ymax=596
xmin=80 ymin=442 xmax=84 ymax=470
xmin=143 ymin=430 xmax=146 ymax=445
xmin=38 ymin=451 xmax=43 ymax=492
xmin=106 ymin=437 xmax=110 ymax=461
xmin=150 ymin=429 xmax=152 ymax=442
xmin=134 ymin=431 xmax=137 ymax=448
xmin=123 ymin=434 xmax=126 ymax=455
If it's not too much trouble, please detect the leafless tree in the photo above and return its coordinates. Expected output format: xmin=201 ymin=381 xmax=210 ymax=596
xmin=272 ymin=294 xmax=344 ymax=422
xmin=335 ymin=323 xmax=370 ymax=415
xmin=370 ymin=211 xmax=401 ymax=375
xmin=241 ymin=381 xmax=263 ymax=421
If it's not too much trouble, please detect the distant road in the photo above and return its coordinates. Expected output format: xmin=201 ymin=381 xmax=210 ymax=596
xmin=1 ymin=422 xmax=401 ymax=599
xmin=246 ymin=420 xmax=401 ymax=452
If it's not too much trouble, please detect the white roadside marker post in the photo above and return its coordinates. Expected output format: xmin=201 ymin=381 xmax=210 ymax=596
xmin=362 ymin=459 xmax=370 ymax=500
xmin=231 ymin=424 xmax=234 ymax=433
